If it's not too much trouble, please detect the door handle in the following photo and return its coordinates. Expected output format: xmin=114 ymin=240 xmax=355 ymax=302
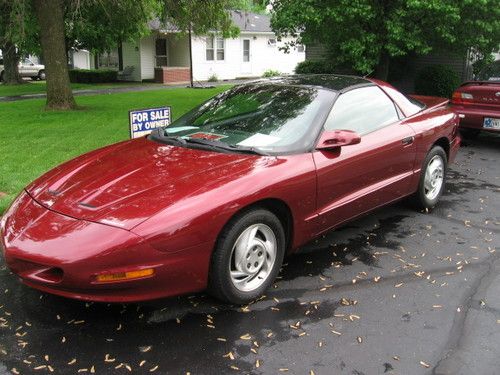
xmin=402 ymin=136 xmax=414 ymax=145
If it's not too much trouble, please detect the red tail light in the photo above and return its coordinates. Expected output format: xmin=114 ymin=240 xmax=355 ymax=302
xmin=451 ymin=91 xmax=474 ymax=105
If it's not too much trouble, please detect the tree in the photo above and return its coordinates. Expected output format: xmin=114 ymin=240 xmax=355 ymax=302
xmin=33 ymin=0 xmax=76 ymax=109
xmin=32 ymin=0 xmax=244 ymax=110
xmin=161 ymin=0 xmax=241 ymax=37
xmin=0 ymin=0 xmax=38 ymax=84
xmin=270 ymin=0 xmax=500 ymax=80
xmin=65 ymin=0 xmax=161 ymax=55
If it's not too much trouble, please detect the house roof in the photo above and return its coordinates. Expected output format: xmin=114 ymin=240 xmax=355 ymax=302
xmin=149 ymin=11 xmax=273 ymax=34
xmin=230 ymin=11 xmax=272 ymax=33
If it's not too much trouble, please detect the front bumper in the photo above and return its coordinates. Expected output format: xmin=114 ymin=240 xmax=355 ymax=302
xmin=1 ymin=192 xmax=211 ymax=302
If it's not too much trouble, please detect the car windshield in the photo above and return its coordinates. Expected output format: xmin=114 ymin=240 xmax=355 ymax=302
xmin=159 ymin=84 xmax=335 ymax=154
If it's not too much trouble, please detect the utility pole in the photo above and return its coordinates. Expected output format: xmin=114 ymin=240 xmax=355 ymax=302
xmin=188 ymin=27 xmax=194 ymax=88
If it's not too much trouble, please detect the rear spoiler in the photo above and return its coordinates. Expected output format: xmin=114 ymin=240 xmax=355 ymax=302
xmin=459 ymin=80 xmax=500 ymax=87
xmin=409 ymin=95 xmax=449 ymax=110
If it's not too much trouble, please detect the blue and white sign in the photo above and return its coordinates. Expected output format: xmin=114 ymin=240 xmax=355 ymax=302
xmin=129 ymin=106 xmax=171 ymax=139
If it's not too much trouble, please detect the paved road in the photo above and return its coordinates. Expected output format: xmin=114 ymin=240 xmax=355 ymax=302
xmin=0 ymin=133 xmax=498 ymax=375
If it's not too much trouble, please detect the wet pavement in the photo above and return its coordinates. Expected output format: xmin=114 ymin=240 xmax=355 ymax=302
xmin=0 ymin=133 xmax=499 ymax=375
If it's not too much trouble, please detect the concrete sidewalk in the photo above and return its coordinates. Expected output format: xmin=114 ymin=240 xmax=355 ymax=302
xmin=0 ymin=79 xmax=247 ymax=102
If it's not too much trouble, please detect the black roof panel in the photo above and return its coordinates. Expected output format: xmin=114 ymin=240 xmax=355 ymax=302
xmin=250 ymin=74 xmax=373 ymax=92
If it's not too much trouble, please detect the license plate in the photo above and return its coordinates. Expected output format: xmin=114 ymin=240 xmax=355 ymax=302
xmin=483 ymin=117 xmax=500 ymax=129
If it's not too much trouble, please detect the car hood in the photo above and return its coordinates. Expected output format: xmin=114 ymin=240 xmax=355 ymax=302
xmin=26 ymin=138 xmax=258 ymax=230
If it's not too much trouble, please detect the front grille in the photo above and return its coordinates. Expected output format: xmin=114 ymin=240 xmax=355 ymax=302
xmin=7 ymin=257 xmax=64 ymax=284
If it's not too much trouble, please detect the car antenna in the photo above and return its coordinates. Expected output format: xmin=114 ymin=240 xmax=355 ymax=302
xmin=363 ymin=70 xmax=374 ymax=78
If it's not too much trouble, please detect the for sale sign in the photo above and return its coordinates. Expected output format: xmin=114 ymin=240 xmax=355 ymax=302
xmin=129 ymin=107 xmax=171 ymax=139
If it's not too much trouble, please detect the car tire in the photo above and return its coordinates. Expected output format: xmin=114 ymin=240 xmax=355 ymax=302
xmin=411 ymin=145 xmax=447 ymax=210
xmin=460 ymin=128 xmax=480 ymax=139
xmin=38 ymin=70 xmax=46 ymax=80
xmin=208 ymin=208 xmax=286 ymax=304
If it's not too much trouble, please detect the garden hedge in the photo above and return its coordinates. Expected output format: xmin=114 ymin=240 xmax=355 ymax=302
xmin=414 ymin=65 xmax=460 ymax=98
xmin=69 ymin=69 xmax=118 ymax=83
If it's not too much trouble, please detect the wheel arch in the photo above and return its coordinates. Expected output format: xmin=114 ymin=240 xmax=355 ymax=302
xmin=219 ymin=198 xmax=294 ymax=253
xmin=432 ymin=137 xmax=450 ymax=162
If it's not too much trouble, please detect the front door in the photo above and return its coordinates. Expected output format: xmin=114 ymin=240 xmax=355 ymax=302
xmin=242 ymin=39 xmax=252 ymax=75
xmin=313 ymin=86 xmax=417 ymax=234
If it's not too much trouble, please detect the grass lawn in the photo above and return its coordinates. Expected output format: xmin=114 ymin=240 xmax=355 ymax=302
xmin=0 ymin=81 xmax=156 ymax=97
xmin=0 ymin=85 xmax=230 ymax=213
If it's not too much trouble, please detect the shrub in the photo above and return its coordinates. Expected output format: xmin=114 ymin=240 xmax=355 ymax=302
xmin=295 ymin=60 xmax=336 ymax=74
xmin=262 ymin=69 xmax=281 ymax=78
xmin=414 ymin=65 xmax=460 ymax=98
xmin=207 ymin=73 xmax=218 ymax=82
xmin=69 ymin=69 xmax=118 ymax=83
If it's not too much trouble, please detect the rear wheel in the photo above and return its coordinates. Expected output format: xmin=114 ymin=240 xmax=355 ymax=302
xmin=38 ymin=70 xmax=46 ymax=80
xmin=412 ymin=146 xmax=447 ymax=210
xmin=208 ymin=208 xmax=286 ymax=304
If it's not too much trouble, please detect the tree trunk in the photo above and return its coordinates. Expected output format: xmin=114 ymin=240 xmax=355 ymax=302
xmin=1 ymin=42 xmax=23 ymax=85
xmin=33 ymin=0 xmax=76 ymax=110
xmin=374 ymin=50 xmax=390 ymax=81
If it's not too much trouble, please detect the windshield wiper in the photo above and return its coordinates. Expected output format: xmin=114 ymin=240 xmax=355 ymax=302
xmin=160 ymin=135 xmax=187 ymax=145
xmin=184 ymin=138 xmax=269 ymax=156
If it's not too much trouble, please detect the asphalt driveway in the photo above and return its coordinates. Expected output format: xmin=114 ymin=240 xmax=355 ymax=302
xmin=0 ymin=133 xmax=498 ymax=375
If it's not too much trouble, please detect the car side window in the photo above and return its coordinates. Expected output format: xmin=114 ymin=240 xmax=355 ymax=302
xmin=324 ymin=86 xmax=399 ymax=135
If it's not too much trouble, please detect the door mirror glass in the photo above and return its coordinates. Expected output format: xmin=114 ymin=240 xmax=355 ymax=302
xmin=316 ymin=130 xmax=361 ymax=151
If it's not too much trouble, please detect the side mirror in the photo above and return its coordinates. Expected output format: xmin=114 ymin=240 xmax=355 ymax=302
xmin=316 ymin=129 xmax=361 ymax=151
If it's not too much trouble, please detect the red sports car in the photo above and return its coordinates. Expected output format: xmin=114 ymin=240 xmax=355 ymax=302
xmin=0 ymin=75 xmax=461 ymax=304
xmin=451 ymin=60 xmax=500 ymax=138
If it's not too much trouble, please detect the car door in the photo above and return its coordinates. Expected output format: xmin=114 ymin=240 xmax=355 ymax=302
xmin=313 ymin=86 xmax=417 ymax=234
xmin=19 ymin=58 xmax=36 ymax=77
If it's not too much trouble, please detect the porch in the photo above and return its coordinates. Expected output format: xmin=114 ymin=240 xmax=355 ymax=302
xmin=152 ymin=32 xmax=191 ymax=85
xmin=93 ymin=32 xmax=192 ymax=84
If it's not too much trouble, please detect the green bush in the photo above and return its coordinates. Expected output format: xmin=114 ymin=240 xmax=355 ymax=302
xmin=207 ymin=73 xmax=218 ymax=82
xmin=262 ymin=69 xmax=281 ymax=78
xmin=414 ymin=65 xmax=460 ymax=98
xmin=69 ymin=69 xmax=118 ymax=83
xmin=295 ymin=60 xmax=337 ymax=74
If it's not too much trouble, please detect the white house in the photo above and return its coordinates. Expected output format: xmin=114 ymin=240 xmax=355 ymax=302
xmin=85 ymin=11 xmax=305 ymax=84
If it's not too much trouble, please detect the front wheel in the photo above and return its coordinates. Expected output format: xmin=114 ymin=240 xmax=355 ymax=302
xmin=38 ymin=70 xmax=46 ymax=80
xmin=412 ymin=146 xmax=447 ymax=210
xmin=208 ymin=208 xmax=286 ymax=304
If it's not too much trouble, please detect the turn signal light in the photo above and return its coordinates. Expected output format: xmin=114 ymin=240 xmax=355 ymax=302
xmin=95 ymin=268 xmax=154 ymax=283
xmin=451 ymin=91 xmax=474 ymax=104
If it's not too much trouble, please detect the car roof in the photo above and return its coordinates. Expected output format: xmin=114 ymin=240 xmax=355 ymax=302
xmin=248 ymin=74 xmax=374 ymax=92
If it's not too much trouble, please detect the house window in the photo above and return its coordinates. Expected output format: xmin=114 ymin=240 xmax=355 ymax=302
xmin=216 ymin=37 xmax=225 ymax=60
xmin=268 ymin=38 xmax=276 ymax=47
xmin=243 ymin=39 xmax=250 ymax=62
xmin=297 ymin=44 xmax=305 ymax=53
xmin=155 ymin=38 xmax=168 ymax=67
xmin=206 ymin=36 xmax=224 ymax=61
